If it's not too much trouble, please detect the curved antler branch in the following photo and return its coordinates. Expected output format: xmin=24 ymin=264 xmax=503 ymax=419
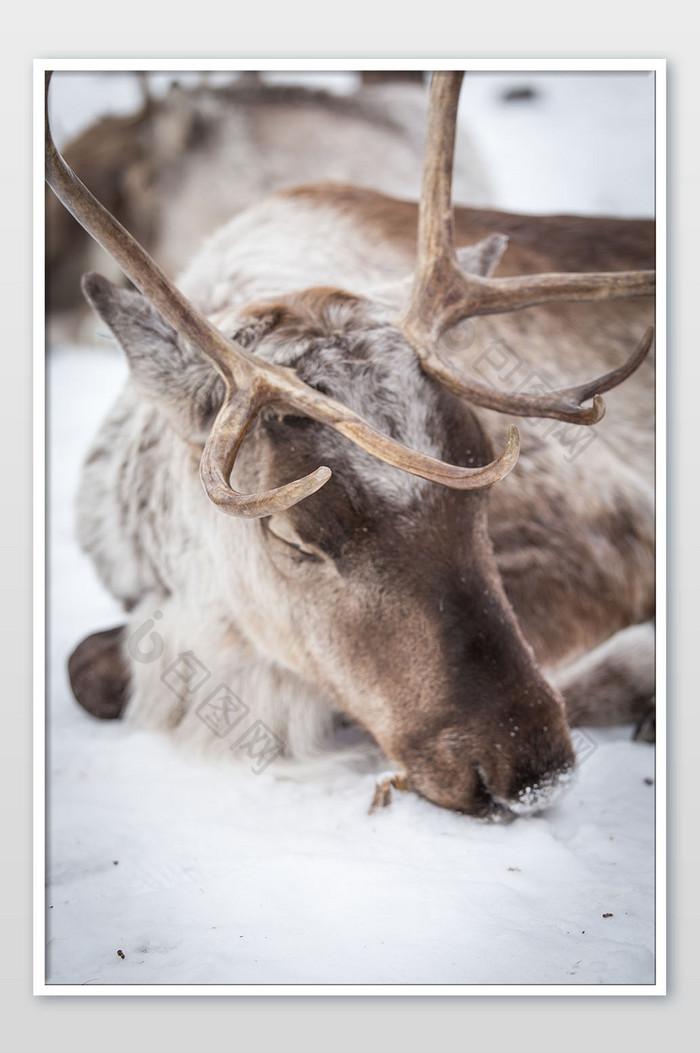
xmin=294 ymin=390 xmax=521 ymax=491
xmin=200 ymin=389 xmax=332 ymax=516
xmin=399 ymin=71 xmax=655 ymax=425
xmin=405 ymin=269 xmax=655 ymax=346
xmin=415 ymin=326 xmax=654 ymax=426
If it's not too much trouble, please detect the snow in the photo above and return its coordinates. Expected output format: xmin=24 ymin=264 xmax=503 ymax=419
xmin=45 ymin=71 xmax=656 ymax=987
xmin=459 ymin=72 xmax=655 ymax=217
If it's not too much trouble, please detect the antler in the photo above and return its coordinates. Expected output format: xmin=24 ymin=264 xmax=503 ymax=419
xmin=45 ymin=72 xmax=519 ymax=518
xmin=399 ymin=72 xmax=655 ymax=426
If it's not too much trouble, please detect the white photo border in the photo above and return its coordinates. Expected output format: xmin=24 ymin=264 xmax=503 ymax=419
xmin=33 ymin=55 xmax=666 ymax=997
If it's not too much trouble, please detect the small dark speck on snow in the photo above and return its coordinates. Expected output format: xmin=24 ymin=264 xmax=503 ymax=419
xmin=117 ymin=949 xmax=125 ymax=959
xmin=602 ymin=913 xmax=614 ymax=919
xmin=502 ymin=85 xmax=538 ymax=102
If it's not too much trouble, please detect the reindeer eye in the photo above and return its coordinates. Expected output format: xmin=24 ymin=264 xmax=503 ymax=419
xmin=263 ymin=519 xmax=324 ymax=563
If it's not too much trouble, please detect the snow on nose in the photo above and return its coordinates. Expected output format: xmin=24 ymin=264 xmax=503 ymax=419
xmin=500 ymin=766 xmax=575 ymax=816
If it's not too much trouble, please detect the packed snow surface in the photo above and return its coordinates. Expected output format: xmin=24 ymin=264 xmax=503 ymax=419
xmin=46 ymin=71 xmax=656 ymax=986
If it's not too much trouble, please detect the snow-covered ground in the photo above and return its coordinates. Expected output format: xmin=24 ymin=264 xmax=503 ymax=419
xmin=45 ymin=71 xmax=657 ymax=987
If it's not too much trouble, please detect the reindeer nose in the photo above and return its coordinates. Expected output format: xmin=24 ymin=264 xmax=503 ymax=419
xmin=482 ymin=733 xmax=576 ymax=817
xmin=404 ymin=728 xmax=576 ymax=818
xmin=493 ymin=761 xmax=575 ymax=816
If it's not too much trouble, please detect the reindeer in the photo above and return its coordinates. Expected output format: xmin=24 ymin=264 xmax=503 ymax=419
xmin=47 ymin=72 xmax=655 ymax=817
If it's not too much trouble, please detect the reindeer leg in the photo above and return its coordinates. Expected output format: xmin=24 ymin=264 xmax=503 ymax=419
xmin=634 ymin=707 xmax=656 ymax=743
xmin=369 ymin=772 xmax=409 ymax=814
xmin=68 ymin=627 xmax=130 ymax=720
xmin=549 ymin=622 xmax=655 ymax=741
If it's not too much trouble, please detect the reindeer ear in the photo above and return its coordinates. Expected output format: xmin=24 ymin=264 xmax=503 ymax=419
xmin=81 ymin=272 xmax=224 ymax=442
xmin=456 ymin=233 xmax=509 ymax=278
xmin=82 ymin=272 xmax=178 ymax=360
xmin=370 ymin=234 xmax=510 ymax=314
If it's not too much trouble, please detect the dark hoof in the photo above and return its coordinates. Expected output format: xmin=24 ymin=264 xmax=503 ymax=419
xmin=68 ymin=627 xmax=130 ymax=720
xmin=634 ymin=706 xmax=656 ymax=744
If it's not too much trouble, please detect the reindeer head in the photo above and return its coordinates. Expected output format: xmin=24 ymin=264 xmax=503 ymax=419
xmin=47 ymin=72 xmax=654 ymax=816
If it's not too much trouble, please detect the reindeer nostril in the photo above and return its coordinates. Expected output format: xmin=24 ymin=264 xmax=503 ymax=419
xmin=504 ymin=762 xmax=575 ymax=816
xmin=470 ymin=764 xmax=514 ymax=821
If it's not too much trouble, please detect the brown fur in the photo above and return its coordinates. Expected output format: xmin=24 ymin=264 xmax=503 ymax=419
xmin=71 ymin=182 xmax=654 ymax=815
xmin=280 ymin=183 xmax=654 ymax=272
xmin=68 ymin=627 xmax=131 ymax=720
xmin=228 ymin=290 xmax=579 ymax=813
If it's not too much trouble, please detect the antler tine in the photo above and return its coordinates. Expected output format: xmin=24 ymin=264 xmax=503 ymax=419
xmin=440 ymin=270 xmax=655 ymax=330
xmin=201 ymin=391 xmax=333 ymax=516
xmin=405 ymin=70 xmax=464 ymax=331
xmin=399 ymin=71 xmax=655 ymax=426
xmin=301 ymin=398 xmax=521 ymax=491
xmin=416 ymin=325 xmax=654 ymax=426
xmin=45 ymin=71 xmax=520 ymax=517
